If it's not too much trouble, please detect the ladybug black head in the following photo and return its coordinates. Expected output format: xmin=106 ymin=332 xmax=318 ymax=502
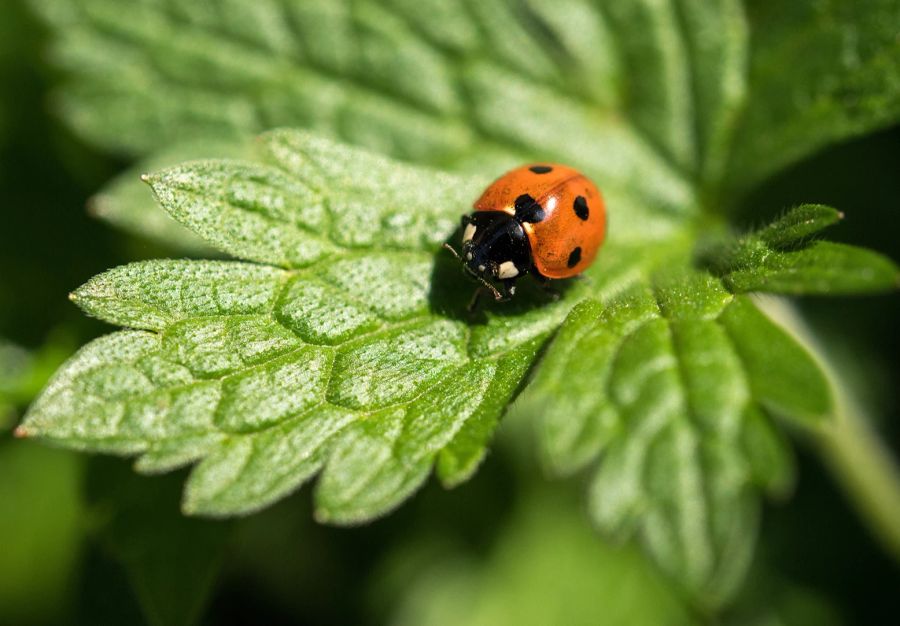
xmin=442 ymin=211 xmax=533 ymax=302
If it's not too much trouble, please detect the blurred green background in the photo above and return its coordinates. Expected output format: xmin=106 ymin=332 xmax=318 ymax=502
xmin=1 ymin=0 xmax=898 ymax=624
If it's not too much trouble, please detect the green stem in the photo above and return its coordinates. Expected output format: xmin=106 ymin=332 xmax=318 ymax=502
xmin=756 ymin=297 xmax=900 ymax=561
xmin=814 ymin=392 xmax=900 ymax=561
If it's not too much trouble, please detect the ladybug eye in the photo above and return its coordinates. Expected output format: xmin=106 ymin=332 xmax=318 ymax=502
xmin=462 ymin=223 xmax=476 ymax=243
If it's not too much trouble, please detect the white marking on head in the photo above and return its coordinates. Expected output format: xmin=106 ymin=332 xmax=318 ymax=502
xmin=466 ymin=252 xmax=473 ymax=260
xmin=498 ymin=261 xmax=519 ymax=279
xmin=478 ymin=264 xmax=486 ymax=272
xmin=462 ymin=223 xmax=476 ymax=243
xmin=509 ymin=285 xmax=516 ymax=295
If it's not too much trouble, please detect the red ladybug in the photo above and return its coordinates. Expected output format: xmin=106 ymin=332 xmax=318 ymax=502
xmin=444 ymin=164 xmax=606 ymax=305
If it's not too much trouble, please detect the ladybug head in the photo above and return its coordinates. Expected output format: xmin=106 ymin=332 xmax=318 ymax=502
xmin=443 ymin=211 xmax=532 ymax=300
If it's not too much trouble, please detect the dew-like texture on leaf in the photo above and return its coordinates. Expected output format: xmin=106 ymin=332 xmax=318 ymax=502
xmin=22 ymin=136 xmax=567 ymax=524
xmin=162 ymin=316 xmax=303 ymax=379
xmin=73 ymin=260 xmax=287 ymax=330
xmin=328 ymin=320 xmax=468 ymax=409
xmin=184 ymin=404 xmax=356 ymax=515
xmin=146 ymin=160 xmax=337 ymax=268
xmin=320 ymin=253 xmax=432 ymax=320
xmin=215 ymin=346 xmax=332 ymax=432
xmin=520 ymin=278 xmax=830 ymax=604
xmin=275 ymin=278 xmax=381 ymax=345
xmin=146 ymin=131 xmax=478 ymax=265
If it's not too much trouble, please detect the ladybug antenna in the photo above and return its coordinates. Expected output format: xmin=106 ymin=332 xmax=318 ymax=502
xmin=442 ymin=242 xmax=461 ymax=260
xmin=478 ymin=277 xmax=503 ymax=301
xmin=443 ymin=243 xmax=503 ymax=301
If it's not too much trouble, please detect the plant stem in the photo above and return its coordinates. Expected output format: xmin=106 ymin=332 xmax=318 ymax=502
xmin=756 ymin=296 xmax=900 ymax=561
xmin=815 ymin=391 xmax=900 ymax=561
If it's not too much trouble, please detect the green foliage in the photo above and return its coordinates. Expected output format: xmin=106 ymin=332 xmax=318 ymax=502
xmin=725 ymin=0 xmax=900 ymax=198
xmin=23 ymin=132 xmax=559 ymax=524
xmin=0 ymin=442 xmax=84 ymax=624
xmin=32 ymin=0 xmax=900 ymax=244
xmin=21 ymin=130 xmax=898 ymax=607
xmin=90 ymin=139 xmax=251 ymax=253
xmin=90 ymin=462 xmax=229 ymax=626
xmin=710 ymin=205 xmax=900 ymax=294
xmin=523 ymin=284 xmax=825 ymax=603
xmin=382 ymin=486 xmax=694 ymax=626
xmin=34 ymin=0 xmax=900 ymax=177
xmin=21 ymin=0 xmax=900 ymax=613
xmin=0 ymin=335 xmax=73 ymax=430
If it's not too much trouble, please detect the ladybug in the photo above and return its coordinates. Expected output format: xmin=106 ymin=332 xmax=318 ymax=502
xmin=444 ymin=163 xmax=606 ymax=307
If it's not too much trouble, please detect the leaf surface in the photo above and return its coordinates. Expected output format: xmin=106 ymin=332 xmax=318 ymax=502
xmin=22 ymin=0 xmax=900 ymax=607
xmin=23 ymin=130 xmax=896 ymax=605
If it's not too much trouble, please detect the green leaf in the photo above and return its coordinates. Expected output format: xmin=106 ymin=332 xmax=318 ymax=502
xmin=723 ymin=0 xmax=900 ymax=198
xmin=90 ymin=460 xmax=229 ymax=626
xmin=719 ymin=296 xmax=831 ymax=424
xmin=89 ymin=138 xmax=252 ymax=252
xmin=381 ymin=486 xmax=693 ymax=626
xmin=523 ymin=277 xmax=819 ymax=604
xmin=711 ymin=205 xmax=900 ymax=295
xmin=755 ymin=204 xmax=844 ymax=248
xmin=34 ymin=0 xmax=898 ymax=202
xmin=22 ymin=127 xmax=895 ymax=609
xmin=0 ymin=442 xmax=85 ymax=624
xmin=22 ymin=131 xmax=579 ymax=523
xmin=25 ymin=0 xmax=900 ymax=607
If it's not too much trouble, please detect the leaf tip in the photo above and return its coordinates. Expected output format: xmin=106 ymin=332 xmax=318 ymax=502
xmin=85 ymin=195 xmax=104 ymax=218
xmin=13 ymin=425 xmax=30 ymax=438
xmin=180 ymin=493 xmax=201 ymax=517
xmin=139 ymin=172 xmax=152 ymax=184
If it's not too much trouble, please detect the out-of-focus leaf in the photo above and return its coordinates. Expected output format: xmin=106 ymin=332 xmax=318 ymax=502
xmin=33 ymin=0 xmax=899 ymax=205
xmin=723 ymin=0 xmax=900 ymax=198
xmin=383 ymin=486 xmax=693 ymax=626
xmin=0 ymin=334 xmax=73 ymax=430
xmin=90 ymin=138 xmax=252 ymax=252
xmin=0 ymin=441 xmax=85 ymax=624
xmin=89 ymin=460 xmax=229 ymax=626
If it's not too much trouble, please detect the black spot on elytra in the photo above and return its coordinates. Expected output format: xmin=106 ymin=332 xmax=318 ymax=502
xmin=573 ymin=195 xmax=589 ymax=220
xmin=514 ymin=193 xmax=545 ymax=223
xmin=529 ymin=165 xmax=553 ymax=174
xmin=567 ymin=247 xmax=582 ymax=268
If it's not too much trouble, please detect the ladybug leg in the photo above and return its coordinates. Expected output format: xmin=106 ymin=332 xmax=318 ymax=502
xmin=467 ymin=287 xmax=485 ymax=312
xmin=532 ymin=274 xmax=561 ymax=301
xmin=500 ymin=279 xmax=518 ymax=300
xmin=468 ymin=279 xmax=510 ymax=312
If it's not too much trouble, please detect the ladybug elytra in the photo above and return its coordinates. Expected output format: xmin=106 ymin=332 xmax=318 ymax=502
xmin=444 ymin=164 xmax=606 ymax=307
